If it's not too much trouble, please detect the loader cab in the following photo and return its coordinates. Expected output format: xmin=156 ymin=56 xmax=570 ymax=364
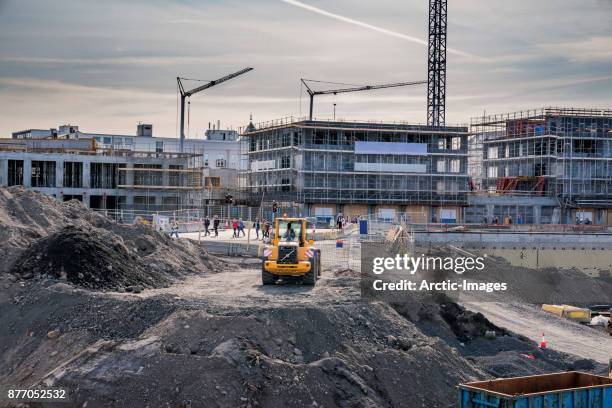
xmin=274 ymin=218 xmax=307 ymax=247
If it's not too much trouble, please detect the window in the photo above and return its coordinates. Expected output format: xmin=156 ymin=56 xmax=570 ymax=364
xmin=216 ymin=156 xmax=226 ymax=168
xmin=437 ymin=160 xmax=446 ymax=173
xmin=436 ymin=181 xmax=445 ymax=193
xmin=204 ymin=153 xmax=209 ymax=167
xmin=488 ymin=146 xmax=498 ymax=159
xmin=205 ymin=176 xmax=221 ymax=188
xmin=63 ymin=162 xmax=83 ymax=188
xmin=487 ymin=166 xmax=498 ymax=178
xmin=451 ymin=137 xmax=461 ymax=150
xmin=155 ymin=141 xmax=163 ymax=153
xmin=31 ymin=161 xmax=56 ymax=187
xmin=280 ymin=156 xmax=291 ymax=169
xmin=438 ymin=139 xmax=447 ymax=149
xmin=450 ymin=159 xmax=460 ymax=173
xmin=277 ymin=219 xmax=302 ymax=243
xmin=8 ymin=160 xmax=24 ymax=186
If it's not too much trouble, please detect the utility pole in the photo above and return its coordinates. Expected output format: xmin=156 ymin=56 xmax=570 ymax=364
xmin=177 ymin=67 xmax=253 ymax=152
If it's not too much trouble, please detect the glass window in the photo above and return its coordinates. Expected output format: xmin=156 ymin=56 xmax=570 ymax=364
xmin=277 ymin=220 xmax=302 ymax=243
xmin=451 ymin=137 xmax=461 ymax=150
xmin=450 ymin=159 xmax=460 ymax=173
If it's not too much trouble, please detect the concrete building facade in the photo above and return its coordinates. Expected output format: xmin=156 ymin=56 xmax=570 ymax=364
xmin=1 ymin=124 xmax=243 ymax=214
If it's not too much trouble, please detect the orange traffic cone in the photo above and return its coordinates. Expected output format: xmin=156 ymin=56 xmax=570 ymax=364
xmin=539 ymin=332 xmax=547 ymax=349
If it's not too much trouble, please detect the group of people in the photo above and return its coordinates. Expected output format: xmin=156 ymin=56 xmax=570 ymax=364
xmin=483 ymin=214 xmax=522 ymax=225
xmin=201 ymin=216 xmax=274 ymax=240
xmin=253 ymin=218 xmax=272 ymax=241
xmin=201 ymin=215 xmax=222 ymax=237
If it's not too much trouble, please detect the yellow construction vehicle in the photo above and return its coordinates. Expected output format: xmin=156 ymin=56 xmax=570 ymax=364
xmin=261 ymin=217 xmax=321 ymax=285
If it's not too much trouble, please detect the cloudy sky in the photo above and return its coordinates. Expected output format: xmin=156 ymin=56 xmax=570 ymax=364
xmin=0 ymin=0 xmax=611 ymax=137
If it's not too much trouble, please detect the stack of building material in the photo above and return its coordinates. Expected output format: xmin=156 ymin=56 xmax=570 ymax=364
xmin=542 ymin=304 xmax=591 ymax=323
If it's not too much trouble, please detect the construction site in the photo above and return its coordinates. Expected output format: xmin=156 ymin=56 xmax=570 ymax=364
xmin=0 ymin=0 xmax=611 ymax=407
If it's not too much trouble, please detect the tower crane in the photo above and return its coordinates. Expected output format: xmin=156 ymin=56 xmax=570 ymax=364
xmin=301 ymin=78 xmax=427 ymax=120
xmin=177 ymin=67 xmax=253 ymax=152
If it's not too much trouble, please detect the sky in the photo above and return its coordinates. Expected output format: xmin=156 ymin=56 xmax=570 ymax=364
xmin=0 ymin=0 xmax=611 ymax=138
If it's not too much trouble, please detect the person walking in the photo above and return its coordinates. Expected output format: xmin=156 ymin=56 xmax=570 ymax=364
xmin=170 ymin=222 xmax=179 ymax=239
xmin=238 ymin=218 xmax=246 ymax=237
xmin=232 ymin=218 xmax=238 ymax=238
xmin=254 ymin=218 xmax=261 ymax=239
xmin=213 ymin=215 xmax=220 ymax=237
xmin=203 ymin=216 xmax=210 ymax=236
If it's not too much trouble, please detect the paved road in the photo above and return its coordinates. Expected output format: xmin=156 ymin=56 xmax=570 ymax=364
xmin=465 ymin=301 xmax=611 ymax=364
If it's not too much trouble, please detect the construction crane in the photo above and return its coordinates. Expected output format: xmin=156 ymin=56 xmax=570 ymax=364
xmin=301 ymin=79 xmax=427 ymax=121
xmin=427 ymin=0 xmax=447 ymax=127
xmin=177 ymin=67 xmax=253 ymax=152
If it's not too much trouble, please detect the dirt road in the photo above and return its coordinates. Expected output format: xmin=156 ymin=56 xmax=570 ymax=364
xmin=465 ymin=301 xmax=611 ymax=364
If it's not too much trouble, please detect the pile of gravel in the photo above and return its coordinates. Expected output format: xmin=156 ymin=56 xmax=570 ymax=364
xmin=1 ymin=186 xmax=224 ymax=290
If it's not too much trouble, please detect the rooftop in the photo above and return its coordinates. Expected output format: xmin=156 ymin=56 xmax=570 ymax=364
xmin=471 ymin=107 xmax=612 ymax=127
xmin=240 ymin=116 xmax=468 ymax=135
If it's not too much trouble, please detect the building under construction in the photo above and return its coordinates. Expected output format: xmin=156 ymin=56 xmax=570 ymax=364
xmin=1 ymin=123 xmax=243 ymax=218
xmin=469 ymin=107 xmax=612 ymax=225
xmin=243 ymin=118 xmax=469 ymax=223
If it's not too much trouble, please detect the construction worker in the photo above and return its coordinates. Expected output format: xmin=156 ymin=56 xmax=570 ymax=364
xmin=283 ymin=222 xmax=296 ymax=241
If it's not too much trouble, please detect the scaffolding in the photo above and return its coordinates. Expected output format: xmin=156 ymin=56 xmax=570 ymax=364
xmin=242 ymin=118 xmax=470 ymax=219
xmin=469 ymin=107 xmax=612 ymax=207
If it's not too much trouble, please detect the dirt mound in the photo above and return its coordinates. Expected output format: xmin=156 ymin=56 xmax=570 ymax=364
xmin=10 ymin=225 xmax=175 ymax=290
xmin=0 ymin=186 xmax=224 ymax=290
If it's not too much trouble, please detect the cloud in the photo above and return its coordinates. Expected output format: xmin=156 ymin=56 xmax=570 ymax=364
xmin=541 ymin=36 xmax=612 ymax=62
xmin=280 ymin=0 xmax=486 ymax=60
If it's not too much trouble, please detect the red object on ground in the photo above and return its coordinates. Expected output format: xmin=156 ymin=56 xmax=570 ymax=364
xmin=539 ymin=332 xmax=547 ymax=349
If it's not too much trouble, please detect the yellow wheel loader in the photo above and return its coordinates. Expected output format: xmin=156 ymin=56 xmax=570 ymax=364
xmin=261 ymin=217 xmax=321 ymax=285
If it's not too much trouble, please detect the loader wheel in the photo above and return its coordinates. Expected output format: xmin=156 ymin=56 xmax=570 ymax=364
xmin=262 ymin=263 xmax=276 ymax=285
xmin=303 ymin=257 xmax=317 ymax=286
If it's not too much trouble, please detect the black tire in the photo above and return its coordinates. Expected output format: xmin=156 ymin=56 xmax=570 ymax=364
xmin=303 ymin=256 xmax=317 ymax=286
xmin=262 ymin=262 xmax=276 ymax=285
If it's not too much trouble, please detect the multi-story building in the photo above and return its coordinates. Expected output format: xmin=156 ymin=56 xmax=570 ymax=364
xmin=1 ymin=123 xmax=243 ymax=214
xmin=469 ymin=107 xmax=611 ymax=225
xmin=243 ymin=118 xmax=469 ymax=223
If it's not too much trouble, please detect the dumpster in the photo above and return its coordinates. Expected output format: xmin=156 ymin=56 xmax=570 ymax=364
xmin=459 ymin=371 xmax=612 ymax=408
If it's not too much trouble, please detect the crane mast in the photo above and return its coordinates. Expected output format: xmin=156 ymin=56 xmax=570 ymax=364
xmin=427 ymin=0 xmax=447 ymax=127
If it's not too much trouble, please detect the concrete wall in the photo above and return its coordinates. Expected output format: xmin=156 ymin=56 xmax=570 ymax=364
xmin=415 ymin=230 xmax=612 ymax=247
